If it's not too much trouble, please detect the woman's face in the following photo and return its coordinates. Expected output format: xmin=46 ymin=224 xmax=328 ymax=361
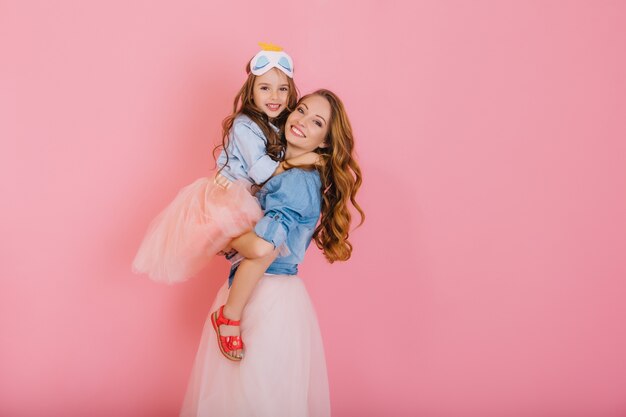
xmin=285 ymin=95 xmax=331 ymax=154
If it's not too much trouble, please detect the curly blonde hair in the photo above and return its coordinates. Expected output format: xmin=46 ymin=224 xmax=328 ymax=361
xmin=302 ymin=89 xmax=365 ymax=262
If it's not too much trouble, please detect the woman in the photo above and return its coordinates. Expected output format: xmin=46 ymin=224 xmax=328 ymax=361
xmin=180 ymin=89 xmax=364 ymax=417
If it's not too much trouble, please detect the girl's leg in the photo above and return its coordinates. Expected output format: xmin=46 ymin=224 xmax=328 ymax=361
xmin=219 ymin=249 xmax=279 ymax=359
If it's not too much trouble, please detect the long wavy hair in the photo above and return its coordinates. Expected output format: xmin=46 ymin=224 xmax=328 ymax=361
xmin=289 ymin=89 xmax=365 ymax=263
xmin=214 ymin=63 xmax=299 ymax=169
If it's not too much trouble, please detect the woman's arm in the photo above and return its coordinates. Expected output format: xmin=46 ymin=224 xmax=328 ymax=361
xmin=230 ymin=169 xmax=320 ymax=261
xmin=230 ymin=231 xmax=275 ymax=259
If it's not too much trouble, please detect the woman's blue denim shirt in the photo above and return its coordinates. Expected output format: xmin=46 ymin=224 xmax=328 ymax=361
xmin=254 ymin=168 xmax=322 ymax=276
xmin=216 ymin=114 xmax=280 ymax=186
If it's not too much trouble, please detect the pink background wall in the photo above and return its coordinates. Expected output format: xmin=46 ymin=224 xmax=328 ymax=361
xmin=2 ymin=1 xmax=625 ymax=416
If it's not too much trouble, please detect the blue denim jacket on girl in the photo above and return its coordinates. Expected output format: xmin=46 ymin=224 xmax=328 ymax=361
xmin=216 ymin=114 xmax=280 ymax=187
xmin=227 ymin=168 xmax=322 ymax=286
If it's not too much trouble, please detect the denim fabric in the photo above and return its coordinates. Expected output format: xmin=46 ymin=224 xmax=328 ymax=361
xmin=255 ymin=168 xmax=322 ymax=276
xmin=216 ymin=114 xmax=280 ymax=186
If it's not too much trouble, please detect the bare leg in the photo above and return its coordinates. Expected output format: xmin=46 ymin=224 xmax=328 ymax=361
xmin=219 ymin=249 xmax=279 ymax=358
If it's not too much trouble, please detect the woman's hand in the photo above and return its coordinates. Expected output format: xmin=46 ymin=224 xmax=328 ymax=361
xmin=217 ymin=245 xmax=236 ymax=258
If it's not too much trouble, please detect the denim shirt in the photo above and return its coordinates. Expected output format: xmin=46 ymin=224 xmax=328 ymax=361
xmin=215 ymin=114 xmax=280 ymax=187
xmin=254 ymin=168 xmax=322 ymax=276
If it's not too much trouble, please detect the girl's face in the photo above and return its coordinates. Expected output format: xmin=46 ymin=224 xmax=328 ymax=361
xmin=285 ymin=95 xmax=331 ymax=154
xmin=252 ymin=68 xmax=290 ymax=119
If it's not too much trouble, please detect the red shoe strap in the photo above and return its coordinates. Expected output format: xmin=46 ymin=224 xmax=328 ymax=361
xmin=216 ymin=305 xmax=241 ymax=326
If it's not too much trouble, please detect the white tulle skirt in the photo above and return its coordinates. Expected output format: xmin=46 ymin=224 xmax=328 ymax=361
xmin=180 ymin=274 xmax=330 ymax=417
xmin=132 ymin=176 xmax=263 ymax=284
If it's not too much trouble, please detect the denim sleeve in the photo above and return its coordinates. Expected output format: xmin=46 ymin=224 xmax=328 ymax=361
xmin=254 ymin=170 xmax=321 ymax=249
xmin=231 ymin=122 xmax=279 ymax=184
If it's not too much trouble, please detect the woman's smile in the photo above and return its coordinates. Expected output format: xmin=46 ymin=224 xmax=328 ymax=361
xmin=290 ymin=125 xmax=305 ymax=138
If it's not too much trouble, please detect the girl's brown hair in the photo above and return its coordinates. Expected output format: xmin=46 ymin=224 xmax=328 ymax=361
xmin=303 ymin=89 xmax=365 ymax=263
xmin=214 ymin=63 xmax=299 ymax=170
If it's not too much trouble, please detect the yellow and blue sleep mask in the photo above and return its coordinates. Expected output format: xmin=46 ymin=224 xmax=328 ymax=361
xmin=249 ymin=43 xmax=294 ymax=79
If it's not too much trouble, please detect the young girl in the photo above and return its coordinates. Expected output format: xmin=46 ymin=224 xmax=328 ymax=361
xmin=180 ymin=90 xmax=364 ymax=416
xmin=133 ymin=43 xmax=315 ymax=283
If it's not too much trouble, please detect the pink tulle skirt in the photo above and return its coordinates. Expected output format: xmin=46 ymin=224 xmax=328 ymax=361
xmin=180 ymin=275 xmax=330 ymax=417
xmin=132 ymin=176 xmax=263 ymax=284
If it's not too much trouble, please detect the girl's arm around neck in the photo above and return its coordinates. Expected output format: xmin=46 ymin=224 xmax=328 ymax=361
xmin=270 ymin=152 xmax=321 ymax=177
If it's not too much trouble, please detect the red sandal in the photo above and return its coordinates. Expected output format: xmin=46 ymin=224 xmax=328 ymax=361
xmin=211 ymin=305 xmax=244 ymax=361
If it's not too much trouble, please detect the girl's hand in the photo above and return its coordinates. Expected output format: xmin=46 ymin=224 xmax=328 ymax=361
xmin=272 ymin=152 xmax=323 ymax=178
xmin=214 ymin=173 xmax=232 ymax=189
xmin=285 ymin=152 xmax=321 ymax=167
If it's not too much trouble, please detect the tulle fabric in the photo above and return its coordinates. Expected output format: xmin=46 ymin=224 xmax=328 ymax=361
xmin=180 ymin=275 xmax=331 ymax=417
xmin=132 ymin=176 xmax=263 ymax=284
